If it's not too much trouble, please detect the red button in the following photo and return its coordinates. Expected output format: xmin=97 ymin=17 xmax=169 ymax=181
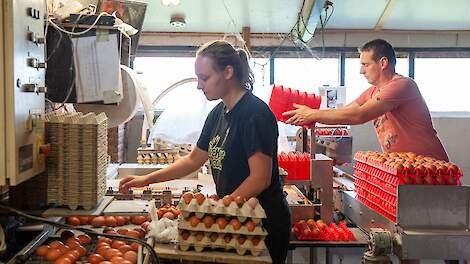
xmin=39 ymin=143 xmax=51 ymax=156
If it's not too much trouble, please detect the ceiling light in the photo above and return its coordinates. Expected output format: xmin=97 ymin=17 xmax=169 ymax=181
xmin=170 ymin=14 xmax=186 ymax=28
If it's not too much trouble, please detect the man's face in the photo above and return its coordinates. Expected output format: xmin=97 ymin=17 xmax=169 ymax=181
xmin=359 ymin=50 xmax=382 ymax=85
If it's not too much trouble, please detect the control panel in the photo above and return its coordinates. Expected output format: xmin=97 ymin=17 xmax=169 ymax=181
xmin=1 ymin=0 xmax=47 ymax=185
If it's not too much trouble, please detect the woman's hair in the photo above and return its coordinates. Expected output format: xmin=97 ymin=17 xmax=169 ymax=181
xmin=196 ymin=40 xmax=254 ymax=91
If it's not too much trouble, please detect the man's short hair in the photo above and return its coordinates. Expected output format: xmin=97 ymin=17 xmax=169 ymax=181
xmin=359 ymin=39 xmax=396 ymax=67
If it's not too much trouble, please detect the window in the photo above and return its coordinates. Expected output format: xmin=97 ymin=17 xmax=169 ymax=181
xmin=274 ymin=58 xmax=339 ymax=92
xmin=133 ymin=57 xmax=197 ymax=109
xmin=251 ymin=58 xmax=271 ymax=102
xmin=414 ymin=58 xmax=470 ymax=112
xmin=345 ymin=58 xmax=409 ymax=103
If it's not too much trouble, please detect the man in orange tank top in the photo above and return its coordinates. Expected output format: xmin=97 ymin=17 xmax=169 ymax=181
xmin=283 ymin=39 xmax=448 ymax=162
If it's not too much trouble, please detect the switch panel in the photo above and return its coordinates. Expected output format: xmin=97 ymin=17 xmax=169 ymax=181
xmin=1 ymin=0 xmax=46 ymax=185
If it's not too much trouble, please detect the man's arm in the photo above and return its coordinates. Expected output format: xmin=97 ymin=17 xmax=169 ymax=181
xmin=283 ymin=98 xmax=394 ymax=126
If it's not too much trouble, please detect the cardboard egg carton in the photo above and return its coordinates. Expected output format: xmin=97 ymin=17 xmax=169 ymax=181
xmin=178 ymin=218 xmax=268 ymax=236
xmin=177 ymin=198 xmax=266 ymax=223
xmin=178 ymin=231 xmax=266 ymax=256
xmin=44 ymin=112 xmax=108 ymax=210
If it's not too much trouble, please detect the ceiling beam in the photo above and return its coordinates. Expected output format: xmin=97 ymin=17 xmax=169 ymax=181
xmin=296 ymin=0 xmax=326 ymax=43
xmin=374 ymin=0 xmax=397 ymax=31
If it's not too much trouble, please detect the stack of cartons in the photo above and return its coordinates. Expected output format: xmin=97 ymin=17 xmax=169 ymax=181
xmin=45 ymin=112 xmax=108 ymax=210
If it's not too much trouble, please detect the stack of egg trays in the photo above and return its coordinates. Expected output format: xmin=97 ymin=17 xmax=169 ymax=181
xmin=177 ymin=197 xmax=268 ymax=256
xmin=44 ymin=112 xmax=108 ymax=210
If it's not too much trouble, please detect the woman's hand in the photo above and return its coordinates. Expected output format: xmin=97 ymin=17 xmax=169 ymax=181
xmin=119 ymin=175 xmax=150 ymax=193
xmin=282 ymin=104 xmax=316 ymax=125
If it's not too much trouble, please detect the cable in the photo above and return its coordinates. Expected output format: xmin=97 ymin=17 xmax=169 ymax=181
xmin=48 ymin=12 xmax=109 ymax=36
xmin=0 ymin=203 xmax=160 ymax=264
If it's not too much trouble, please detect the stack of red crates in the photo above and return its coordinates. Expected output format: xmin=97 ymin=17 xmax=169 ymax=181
xmin=353 ymin=151 xmax=463 ymax=222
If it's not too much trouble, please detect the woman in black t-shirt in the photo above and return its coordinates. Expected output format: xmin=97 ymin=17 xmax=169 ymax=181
xmin=120 ymin=40 xmax=291 ymax=263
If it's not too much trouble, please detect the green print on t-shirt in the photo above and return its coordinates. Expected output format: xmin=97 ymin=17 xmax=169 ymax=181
xmin=208 ymin=135 xmax=225 ymax=171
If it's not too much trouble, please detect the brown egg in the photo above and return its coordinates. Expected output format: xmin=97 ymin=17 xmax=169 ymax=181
xmin=54 ymin=256 xmax=73 ymax=264
xmin=98 ymin=237 xmax=113 ymax=245
xmin=209 ymin=194 xmax=219 ymax=201
xmin=195 ymin=231 xmax=204 ymax=241
xmin=110 ymin=256 xmax=125 ymax=263
xmin=252 ymin=236 xmax=261 ymax=246
xmin=130 ymin=242 xmax=139 ymax=252
xmin=223 ymin=234 xmax=232 ymax=243
xmin=65 ymin=237 xmax=80 ymax=249
xmin=96 ymin=245 xmax=111 ymax=256
xmin=36 ymin=245 xmax=50 ymax=256
xmin=64 ymin=250 xmax=80 ymax=261
xmin=229 ymin=218 xmax=241 ymax=230
xmin=189 ymin=215 xmax=200 ymax=227
xmin=202 ymin=215 xmax=214 ymax=228
xmin=115 ymin=216 xmax=127 ymax=226
xmin=46 ymin=248 xmax=62 ymax=261
xmin=245 ymin=220 xmax=256 ymax=232
xmin=141 ymin=221 xmax=150 ymax=231
xmin=91 ymin=216 xmax=106 ymax=227
xmin=125 ymin=230 xmax=140 ymax=238
xmin=181 ymin=230 xmax=190 ymax=240
xmin=182 ymin=192 xmax=193 ymax=204
xmin=194 ymin=192 xmax=205 ymax=205
xmin=77 ymin=234 xmax=91 ymax=245
xmin=238 ymin=235 xmax=247 ymax=245
xmin=209 ymin=232 xmax=218 ymax=242
xmin=88 ymin=254 xmax=105 ymax=264
xmin=234 ymin=196 xmax=245 ymax=207
xmin=170 ymin=207 xmax=180 ymax=217
xmin=131 ymin=215 xmax=147 ymax=225
xmin=216 ymin=217 xmax=227 ymax=229
xmin=118 ymin=245 xmax=132 ymax=253
xmin=123 ymin=250 xmax=137 ymax=264
xmin=75 ymin=245 xmax=87 ymax=257
xmin=104 ymin=248 xmax=123 ymax=261
xmin=133 ymin=227 xmax=146 ymax=238
xmin=49 ymin=241 xmax=65 ymax=249
xmin=162 ymin=212 xmax=175 ymax=220
xmin=66 ymin=216 xmax=81 ymax=226
xmin=117 ymin=228 xmax=128 ymax=235
xmin=222 ymin=195 xmax=233 ymax=207
xmin=112 ymin=240 xmax=127 ymax=249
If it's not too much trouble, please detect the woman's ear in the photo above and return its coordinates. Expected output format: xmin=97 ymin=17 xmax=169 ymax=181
xmin=224 ymin=65 xmax=234 ymax=80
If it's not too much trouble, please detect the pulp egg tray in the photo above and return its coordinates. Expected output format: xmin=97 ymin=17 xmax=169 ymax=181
xmin=178 ymin=218 xmax=268 ymax=236
xmin=178 ymin=231 xmax=266 ymax=256
xmin=177 ymin=198 xmax=266 ymax=223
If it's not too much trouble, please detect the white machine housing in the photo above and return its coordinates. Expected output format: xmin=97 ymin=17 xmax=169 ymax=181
xmin=1 ymin=0 xmax=47 ymax=185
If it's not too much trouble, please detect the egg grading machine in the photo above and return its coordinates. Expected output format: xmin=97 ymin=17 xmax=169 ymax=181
xmin=333 ymin=167 xmax=470 ymax=262
xmin=285 ymin=127 xmax=470 ymax=263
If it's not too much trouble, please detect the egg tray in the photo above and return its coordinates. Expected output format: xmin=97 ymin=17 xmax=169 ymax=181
xmin=178 ymin=219 xmax=268 ymax=236
xmin=177 ymin=232 xmax=266 ymax=256
xmin=177 ymin=198 xmax=266 ymax=223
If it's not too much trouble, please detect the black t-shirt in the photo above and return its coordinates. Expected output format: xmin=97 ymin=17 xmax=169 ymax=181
xmin=197 ymin=91 xmax=285 ymax=206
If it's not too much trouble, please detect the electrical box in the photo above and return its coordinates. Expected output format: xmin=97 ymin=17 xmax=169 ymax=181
xmin=1 ymin=0 xmax=47 ymax=185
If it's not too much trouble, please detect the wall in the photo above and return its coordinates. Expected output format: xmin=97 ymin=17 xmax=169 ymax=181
xmin=351 ymin=115 xmax=470 ymax=185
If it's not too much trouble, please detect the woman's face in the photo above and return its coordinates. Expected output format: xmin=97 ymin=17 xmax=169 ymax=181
xmin=195 ymin=55 xmax=230 ymax=101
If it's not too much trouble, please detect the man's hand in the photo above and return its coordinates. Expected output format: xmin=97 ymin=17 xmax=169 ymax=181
xmin=119 ymin=175 xmax=150 ymax=193
xmin=283 ymin=104 xmax=316 ymax=125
